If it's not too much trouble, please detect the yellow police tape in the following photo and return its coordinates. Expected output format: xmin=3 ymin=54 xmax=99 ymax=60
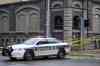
xmin=69 ymin=37 xmax=94 ymax=49
xmin=66 ymin=36 xmax=100 ymax=45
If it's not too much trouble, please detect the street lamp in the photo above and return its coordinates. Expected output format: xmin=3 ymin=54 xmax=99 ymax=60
xmin=46 ymin=0 xmax=51 ymax=37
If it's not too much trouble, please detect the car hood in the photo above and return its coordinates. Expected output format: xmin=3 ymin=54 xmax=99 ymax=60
xmin=11 ymin=44 xmax=34 ymax=49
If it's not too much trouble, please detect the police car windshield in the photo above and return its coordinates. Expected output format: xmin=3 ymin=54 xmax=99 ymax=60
xmin=23 ymin=38 xmax=62 ymax=45
xmin=23 ymin=38 xmax=38 ymax=45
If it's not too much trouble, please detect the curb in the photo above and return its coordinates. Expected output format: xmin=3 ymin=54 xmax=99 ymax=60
xmin=65 ymin=55 xmax=100 ymax=60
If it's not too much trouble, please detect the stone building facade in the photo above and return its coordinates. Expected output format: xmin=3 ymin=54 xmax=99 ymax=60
xmin=0 ymin=0 xmax=100 ymax=48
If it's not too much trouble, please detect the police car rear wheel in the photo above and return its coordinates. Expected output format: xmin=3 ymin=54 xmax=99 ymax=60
xmin=57 ymin=51 xmax=65 ymax=59
xmin=24 ymin=51 xmax=33 ymax=61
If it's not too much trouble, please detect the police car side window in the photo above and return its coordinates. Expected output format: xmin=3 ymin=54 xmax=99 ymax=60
xmin=37 ymin=40 xmax=59 ymax=45
xmin=47 ymin=41 xmax=58 ymax=44
xmin=37 ymin=41 xmax=48 ymax=45
xmin=47 ymin=39 xmax=59 ymax=44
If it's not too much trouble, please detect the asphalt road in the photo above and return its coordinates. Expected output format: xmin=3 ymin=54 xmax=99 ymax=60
xmin=0 ymin=56 xmax=100 ymax=66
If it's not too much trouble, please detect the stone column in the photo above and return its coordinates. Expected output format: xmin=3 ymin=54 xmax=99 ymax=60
xmin=64 ymin=0 xmax=72 ymax=43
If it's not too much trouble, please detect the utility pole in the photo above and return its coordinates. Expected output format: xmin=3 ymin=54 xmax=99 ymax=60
xmin=46 ymin=0 xmax=51 ymax=37
xmin=85 ymin=0 xmax=89 ymax=51
xmin=80 ymin=0 xmax=84 ymax=50
xmin=87 ymin=0 xmax=89 ymax=37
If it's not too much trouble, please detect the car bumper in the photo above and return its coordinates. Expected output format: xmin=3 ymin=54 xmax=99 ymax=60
xmin=11 ymin=50 xmax=25 ymax=59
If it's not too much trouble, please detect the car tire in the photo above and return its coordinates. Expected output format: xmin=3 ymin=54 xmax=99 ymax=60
xmin=24 ymin=50 xmax=33 ymax=61
xmin=10 ymin=57 xmax=16 ymax=61
xmin=57 ymin=50 xmax=65 ymax=59
xmin=43 ymin=56 xmax=48 ymax=59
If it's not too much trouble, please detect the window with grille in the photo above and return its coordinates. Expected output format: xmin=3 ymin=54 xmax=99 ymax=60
xmin=73 ymin=16 xmax=80 ymax=29
xmin=54 ymin=16 xmax=63 ymax=30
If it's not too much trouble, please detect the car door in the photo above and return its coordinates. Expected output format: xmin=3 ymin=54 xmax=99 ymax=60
xmin=36 ymin=39 xmax=58 ymax=56
xmin=36 ymin=40 xmax=50 ymax=56
xmin=46 ymin=39 xmax=59 ymax=55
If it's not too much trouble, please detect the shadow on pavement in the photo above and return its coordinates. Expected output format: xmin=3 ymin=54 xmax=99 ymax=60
xmin=4 ymin=56 xmax=71 ymax=62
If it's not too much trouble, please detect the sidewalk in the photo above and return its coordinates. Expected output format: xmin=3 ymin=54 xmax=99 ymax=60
xmin=66 ymin=49 xmax=100 ymax=60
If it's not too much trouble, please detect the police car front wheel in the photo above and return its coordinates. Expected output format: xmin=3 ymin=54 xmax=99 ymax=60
xmin=24 ymin=50 xmax=33 ymax=61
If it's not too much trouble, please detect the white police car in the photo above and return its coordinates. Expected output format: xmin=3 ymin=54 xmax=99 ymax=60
xmin=2 ymin=37 xmax=71 ymax=60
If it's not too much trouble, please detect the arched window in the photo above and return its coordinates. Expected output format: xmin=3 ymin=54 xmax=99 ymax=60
xmin=16 ymin=6 xmax=40 ymax=32
xmin=74 ymin=4 xmax=81 ymax=8
xmin=73 ymin=16 xmax=80 ymax=29
xmin=72 ymin=1 xmax=81 ymax=8
xmin=52 ymin=1 xmax=63 ymax=8
xmin=84 ymin=19 xmax=89 ymax=28
xmin=53 ymin=4 xmax=62 ymax=8
xmin=54 ymin=16 xmax=63 ymax=30
xmin=0 ymin=12 xmax=9 ymax=33
xmin=95 ymin=14 xmax=100 ymax=32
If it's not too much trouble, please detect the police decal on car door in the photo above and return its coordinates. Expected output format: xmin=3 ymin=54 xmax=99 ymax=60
xmin=36 ymin=40 xmax=51 ymax=56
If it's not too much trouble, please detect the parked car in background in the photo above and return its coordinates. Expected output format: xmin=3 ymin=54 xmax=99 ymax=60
xmin=2 ymin=37 xmax=71 ymax=60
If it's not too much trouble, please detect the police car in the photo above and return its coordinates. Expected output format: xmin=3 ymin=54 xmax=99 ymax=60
xmin=2 ymin=37 xmax=71 ymax=60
